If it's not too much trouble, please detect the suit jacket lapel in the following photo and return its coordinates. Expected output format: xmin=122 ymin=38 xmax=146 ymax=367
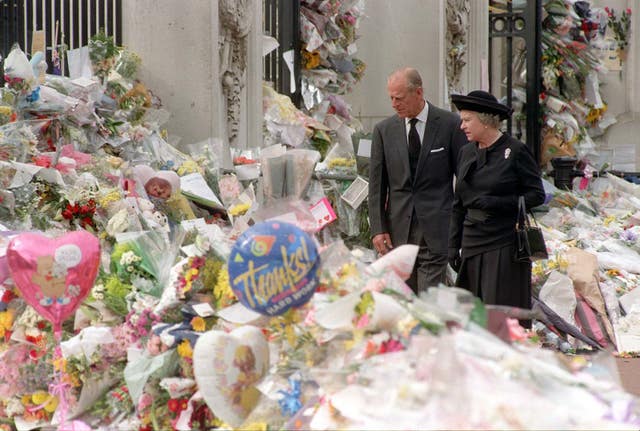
xmin=389 ymin=116 xmax=411 ymax=178
xmin=415 ymin=104 xmax=441 ymax=177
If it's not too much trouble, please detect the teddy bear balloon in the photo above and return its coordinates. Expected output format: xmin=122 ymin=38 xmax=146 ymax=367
xmin=7 ymin=230 xmax=101 ymax=336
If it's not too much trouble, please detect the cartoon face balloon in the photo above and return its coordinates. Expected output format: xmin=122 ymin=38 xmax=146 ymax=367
xmin=193 ymin=326 xmax=269 ymax=428
xmin=227 ymin=221 xmax=320 ymax=316
xmin=7 ymin=231 xmax=100 ymax=333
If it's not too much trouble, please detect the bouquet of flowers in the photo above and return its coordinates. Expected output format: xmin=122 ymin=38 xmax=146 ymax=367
xmin=605 ymin=7 xmax=632 ymax=54
xmin=89 ymin=30 xmax=120 ymax=80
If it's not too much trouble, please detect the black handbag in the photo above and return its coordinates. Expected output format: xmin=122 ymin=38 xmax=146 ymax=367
xmin=514 ymin=196 xmax=548 ymax=262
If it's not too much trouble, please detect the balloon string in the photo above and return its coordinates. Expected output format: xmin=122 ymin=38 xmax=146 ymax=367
xmin=51 ymin=343 xmax=71 ymax=429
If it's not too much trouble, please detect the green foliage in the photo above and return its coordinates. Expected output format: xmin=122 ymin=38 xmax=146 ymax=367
xmin=89 ymin=30 xmax=120 ymax=63
xmin=103 ymin=275 xmax=132 ymax=316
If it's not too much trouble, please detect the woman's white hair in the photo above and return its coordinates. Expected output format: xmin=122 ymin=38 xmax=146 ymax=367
xmin=476 ymin=112 xmax=502 ymax=129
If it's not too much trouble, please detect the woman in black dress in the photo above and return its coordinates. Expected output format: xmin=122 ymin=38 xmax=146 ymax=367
xmin=448 ymin=90 xmax=545 ymax=311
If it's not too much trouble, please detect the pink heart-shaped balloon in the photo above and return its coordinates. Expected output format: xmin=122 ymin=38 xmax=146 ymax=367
xmin=7 ymin=231 xmax=100 ymax=333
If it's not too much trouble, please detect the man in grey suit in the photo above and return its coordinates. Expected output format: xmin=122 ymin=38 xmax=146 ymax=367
xmin=368 ymin=67 xmax=467 ymax=293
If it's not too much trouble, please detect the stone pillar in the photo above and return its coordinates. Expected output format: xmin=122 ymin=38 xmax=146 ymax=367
xmin=218 ymin=0 xmax=262 ymax=150
xmin=463 ymin=0 xmax=489 ymax=93
xmin=122 ymin=0 xmax=262 ymax=160
xmin=245 ymin=0 xmax=263 ymax=150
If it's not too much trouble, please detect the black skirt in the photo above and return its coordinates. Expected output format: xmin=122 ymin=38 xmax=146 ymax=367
xmin=455 ymin=243 xmax=532 ymax=310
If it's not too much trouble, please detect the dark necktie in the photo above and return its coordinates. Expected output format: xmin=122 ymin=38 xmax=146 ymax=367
xmin=408 ymin=118 xmax=421 ymax=180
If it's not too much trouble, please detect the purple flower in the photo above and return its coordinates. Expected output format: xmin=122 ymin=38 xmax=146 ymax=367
xmin=620 ymin=230 xmax=638 ymax=242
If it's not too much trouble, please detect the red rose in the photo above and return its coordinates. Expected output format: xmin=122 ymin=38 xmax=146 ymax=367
xmin=80 ymin=216 xmax=95 ymax=229
xmin=167 ymin=398 xmax=180 ymax=413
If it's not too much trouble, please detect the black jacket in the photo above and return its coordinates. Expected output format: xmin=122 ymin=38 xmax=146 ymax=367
xmin=449 ymin=133 xmax=545 ymax=257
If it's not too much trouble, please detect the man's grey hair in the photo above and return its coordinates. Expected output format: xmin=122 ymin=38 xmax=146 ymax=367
xmin=389 ymin=67 xmax=423 ymax=91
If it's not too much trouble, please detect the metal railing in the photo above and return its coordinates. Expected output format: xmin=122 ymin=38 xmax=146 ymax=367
xmin=0 ymin=0 xmax=121 ymax=75
xmin=489 ymin=0 xmax=542 ymax=163
xmin=263 ymin=0 xmax=301 ymax=107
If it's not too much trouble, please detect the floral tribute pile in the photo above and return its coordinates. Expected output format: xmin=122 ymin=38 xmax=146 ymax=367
xmin=532 ymin=174 xmax=640 ymax=356
xmin=0 ymin=32 xmax=640 ymax=431
xmin=512 ymin=0 xmax=627 ymax=168
xmin=300 ymin=0 xmax=366 ymax=120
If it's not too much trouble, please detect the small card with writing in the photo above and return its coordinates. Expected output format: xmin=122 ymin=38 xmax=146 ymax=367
xmin=341 ymin=176 xmax=369 ymax=209
xmin=310 ymin=197 xmax=337 ymax=230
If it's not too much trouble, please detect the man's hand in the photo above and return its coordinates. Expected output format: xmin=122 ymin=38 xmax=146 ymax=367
xmin=373 ymin=233 xmax=393 ymax=255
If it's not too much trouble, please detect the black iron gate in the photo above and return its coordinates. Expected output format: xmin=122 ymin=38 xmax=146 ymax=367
xmin=489 ymin=0 xmax=542 ymax=163
xmin=263 ymin=0 xmax=301 ymax=107
xmin=0 ymin=0 xmax=121 ymax=76
xmin=0 ymin=0 xmax=23 ymax=67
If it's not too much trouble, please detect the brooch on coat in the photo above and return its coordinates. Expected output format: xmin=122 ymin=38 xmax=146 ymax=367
xmin=504 ymin=148 xmax=511 ymax=159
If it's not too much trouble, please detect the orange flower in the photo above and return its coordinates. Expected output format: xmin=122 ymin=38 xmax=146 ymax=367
xmin=190 ymin=316 xmax=206 ymax=332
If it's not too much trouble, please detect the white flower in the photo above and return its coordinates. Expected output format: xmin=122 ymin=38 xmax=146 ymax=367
xmin=5 ymin=397 xmax=25 ymax=416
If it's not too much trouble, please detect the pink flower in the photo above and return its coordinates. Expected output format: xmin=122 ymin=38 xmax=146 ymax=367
xmin=137 ymin=393 xmax=153 ymax=412
xmin=354 ymin=314 xmax=369 ymax=329
xmin=378 ymin=338 xmax=404 ymax=354
xmin=146 ymin=334 xmax=164 ymax=355
xmin=506 ymin=318 xmax=527 ymax=341
xmin=32 ymin=155 xmax=52 ymax=168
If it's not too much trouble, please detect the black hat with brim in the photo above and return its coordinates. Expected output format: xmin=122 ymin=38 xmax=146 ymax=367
xmin=451 ymin=90 xmax=513 ymax=120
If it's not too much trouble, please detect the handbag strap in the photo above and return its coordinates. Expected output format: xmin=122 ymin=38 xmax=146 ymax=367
xmin=517 ymin=196 xmax=527 ymax=228
xmin=517 ymin=195 xmax=539 ymax=228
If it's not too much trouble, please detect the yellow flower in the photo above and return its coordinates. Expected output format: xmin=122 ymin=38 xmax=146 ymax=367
xmin=532 ymin=263 xmax=545 ymax=278
xmin=0 ymin=310 xmax=14 ymax=338
xmin=0 ymin=106 xmax=13 ymax=116
xmin=177 ymin=160 xmax=200 ymax=176
xmin=177 ymin=339 xmax=193 ymax=358
xmin=339 ymin=262 xmax=358 ymax=280
xmin=99 ymin=189 xmax=122 ymax=208
xmin=607 ymin=269 xmax=621 ymax=277
xmin=213 ymin=265 xmax=236 ymax=308
xmin=243 ymin=422 xmax=268 ymax=431
xmin=603 ymin=215 xmax=616 ymax=226
xmin=43 ymin=395 xmax=59 ymax=413
xmin=52 ymin=356 xmax=67 ymax=373
xmin=31 ymin=391 xmax=59 ymax=413
xmin=285 ymin=324 xmax=296 ymax=347
xmin=229 ymin=202 xmax=251 ymax=216
xmin=327 ymin=157 xmax=356 ymax=169
xmin=191 ymin=316 xmax=206 ymax=332
xmin=185 ymin=268 xmax=199 ymax=283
